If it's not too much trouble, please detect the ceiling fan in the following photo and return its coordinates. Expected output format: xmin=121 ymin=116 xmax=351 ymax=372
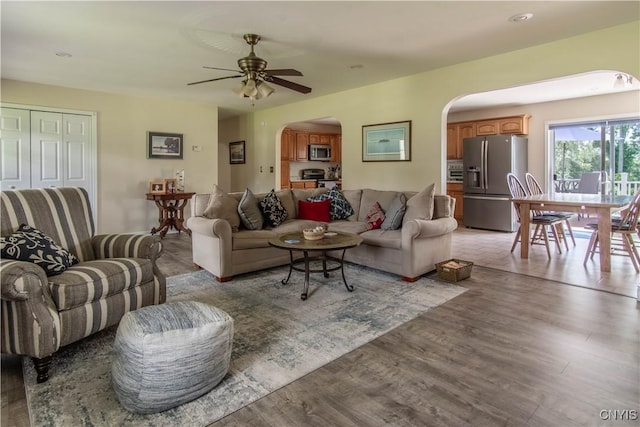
xmin=187 ymin=34 xmax=312 ymax=100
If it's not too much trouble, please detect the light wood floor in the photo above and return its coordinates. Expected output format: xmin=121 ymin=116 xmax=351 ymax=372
xmin=2 ymin=227 xmax=638 ymax=426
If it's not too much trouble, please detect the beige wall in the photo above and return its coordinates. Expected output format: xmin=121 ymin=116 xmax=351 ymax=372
xmin=1 ymin=80 xmax=218 ymax=233
xmin=222 ymin=21 xmax=639 ymax=195
xmin=448 ymin=91 xmax=640 ymax=190
xmin=3 ymin=21 xmax=638 ymax=233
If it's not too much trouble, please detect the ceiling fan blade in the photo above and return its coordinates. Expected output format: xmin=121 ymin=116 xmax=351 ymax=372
xmin=203 ymin=66 xmax=242 ymax=73
xmin=187 ymin=75 xmax=243 ymax=86
xmin=268 ymin=76 xmax=312 ymax=94
xmin=264 ymin=69 xmax=303 ymax=77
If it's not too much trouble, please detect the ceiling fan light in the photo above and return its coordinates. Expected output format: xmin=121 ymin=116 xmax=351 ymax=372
xmin=257 ymin=81 xmax=274 ymax=98
xmin=232 ymin=81 xmax=246 ymax=96
xmin=243 ymin=79 xmax=258 ymax=97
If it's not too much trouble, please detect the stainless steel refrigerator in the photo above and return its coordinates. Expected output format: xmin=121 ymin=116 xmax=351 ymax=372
xmin=463 ymin=135 xmax=528 ymax=232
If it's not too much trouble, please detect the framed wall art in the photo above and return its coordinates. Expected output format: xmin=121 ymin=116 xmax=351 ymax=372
xmin=149 ymin=181 xmax=165 ymax=194
xmin=229 ymin=140 xmax=246 ymax=164
xmin=362 ymin=120 xmax=411 ymax=162
xmin=148 ymin=131 xmax=183 ymax=159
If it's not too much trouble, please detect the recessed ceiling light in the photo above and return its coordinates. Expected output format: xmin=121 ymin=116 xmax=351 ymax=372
xmin=55 ymin=52 xmax=72 ymax=57
xmin=509 ymin=13 xmax=533 ymax=23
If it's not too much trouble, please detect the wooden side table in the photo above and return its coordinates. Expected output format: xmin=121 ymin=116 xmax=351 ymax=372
xmin=146 ymin=192 xmax=195 ymax=238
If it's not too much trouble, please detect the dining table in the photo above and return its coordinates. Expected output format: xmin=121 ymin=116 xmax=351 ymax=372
xmin=510 ymin=192 xmax=633 ymax=272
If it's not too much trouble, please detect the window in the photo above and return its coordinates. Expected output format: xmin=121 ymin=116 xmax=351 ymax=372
xmin=551 ymin=118 xmax=640 ymax=195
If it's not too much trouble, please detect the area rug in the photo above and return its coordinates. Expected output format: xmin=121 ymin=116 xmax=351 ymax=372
xmin=23 ymin=264 xmax=466 ymax=426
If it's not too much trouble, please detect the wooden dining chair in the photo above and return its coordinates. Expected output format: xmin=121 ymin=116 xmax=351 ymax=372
xmin=583 ymin=189 xmax=640 ymax=272
xmin=506 ymin=173 xmax=564 ymax=259
xmin=525 ymin=172 xmax=576 ymax=249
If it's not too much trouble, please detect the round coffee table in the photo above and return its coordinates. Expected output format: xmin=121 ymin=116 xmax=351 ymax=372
xmin=268 ymin=231 xmax=364 ymax=300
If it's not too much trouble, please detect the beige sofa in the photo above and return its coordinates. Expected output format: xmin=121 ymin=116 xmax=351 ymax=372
xmin=186 ymin=185 xmax=457 ymax=282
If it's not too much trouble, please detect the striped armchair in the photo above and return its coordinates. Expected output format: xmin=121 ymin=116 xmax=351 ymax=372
xmin=1 ymin=187 xmax=166 ymax=382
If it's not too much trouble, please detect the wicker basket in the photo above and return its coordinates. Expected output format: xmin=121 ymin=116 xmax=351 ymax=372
xmin=303 ymin=229 xmax=325 ymax=240
xmin=435 ymin=259 xmax=473 ymax=282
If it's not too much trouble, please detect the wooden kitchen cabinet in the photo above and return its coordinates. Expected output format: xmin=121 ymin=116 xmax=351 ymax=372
xmin=280 ymin=161 xmax=290 ymax=189
xmin=330 ymin=134 xmax=341 ymax=163
xmin=290 ymin=180 xmax=317 ymax=189
xmin=475 ymin=119 xmax=500 ymax=136
xmin=309 ymin=134 xmax=320 ymax=145
xmin=446 ymin=182 xmax=464 ymax=222
xmin=295 ymin=132 xmax=309 ymax=160
xmin=473 ymin=115 xmax=530 ymax=136
xmin=447 ymin=122 xmax=475 ymax=159
xmin=499 ymin=115 xmax=530 ymax=135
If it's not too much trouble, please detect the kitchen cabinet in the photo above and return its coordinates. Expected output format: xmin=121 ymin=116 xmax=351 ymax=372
xmin=281 ymin=129 xmax=293 ymax=160
xmin=309 ymin=134 xmax=320 ymax=145
xmin=447 ymin=122 xmax=475 ymax=159
xmin=499 ymin=116 xmax=530 ymax=135
xmin=330 ymin=134 xmax=341 ymax=163
xmin=446 ymin=182 xmax=464 ymax=222
xmin=280 ymin=161 xmax=290 ymax=189
xmin=447 ymin=115 xmax=530 ymax=158
xmin=295 ymin=132 xmax=309 ymax=160
xmin=319 ymin=134 xmax=332 ymax=145
xmin=475 ymin=119 xmax=500 ymax=136
xmin=474 ymin=115 xmax=530 ymax=136
xmin=290 ymin=180 xmax=317 ymax=189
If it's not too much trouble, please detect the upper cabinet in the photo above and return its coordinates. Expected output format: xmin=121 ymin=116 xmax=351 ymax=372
xmin=447 ymin=114 xmax=530 ymax=159
xmin=295 ymin=132 xmax=309 ymax=160
xmin=447 ymin=122 xmax=475 ymax=159
xmin=330 ymin=134 xmax=341 ymax=163
xmin=475 ymin=115 xmax=530 ymax=136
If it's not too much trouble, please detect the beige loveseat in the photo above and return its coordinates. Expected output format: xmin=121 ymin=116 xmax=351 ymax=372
xmin=186 ymin=185 xmax=457 ymax=282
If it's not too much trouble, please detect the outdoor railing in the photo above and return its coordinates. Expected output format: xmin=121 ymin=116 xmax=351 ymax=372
xmin=554 ymin=174 xmax=640 ymax=195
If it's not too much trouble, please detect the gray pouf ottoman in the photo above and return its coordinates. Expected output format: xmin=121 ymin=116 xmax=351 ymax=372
xmin=111 ymin=301 xmax=234 ymax=414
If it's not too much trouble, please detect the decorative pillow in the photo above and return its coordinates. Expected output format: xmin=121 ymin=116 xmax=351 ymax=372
xmin=0 ymin=224 xmax=79 ymax=276
xmin=366 ymin=202 xmax=385 ymax=230
xmin=308 ymin=187 xmax=354 ymax=220
xmin=403 ymin=183 xmax=435 ymax=225
xmin=260 ymin=189 xmax=288 ymax=227
xmin=237 ymin=188 xmax=264 ymax=230
xmin=203 ymin=185 xmax=241 ymax=231
xmin=298 ymin=199 xmax=331 ymax=222
xmin=381 ymin=193 xmax=407 ymax=230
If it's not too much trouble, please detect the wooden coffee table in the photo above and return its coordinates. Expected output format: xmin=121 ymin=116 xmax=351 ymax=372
xmin=268 ymin=231 xmax=364 ymax=300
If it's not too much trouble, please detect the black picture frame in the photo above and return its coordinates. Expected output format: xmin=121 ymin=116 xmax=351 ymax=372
xmin=148 ymin=131 xmax=183 ymax=159
xmin=229 ymin=140 xmax=246 ymax=164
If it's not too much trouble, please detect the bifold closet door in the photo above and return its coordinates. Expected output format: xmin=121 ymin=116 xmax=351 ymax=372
xmin=0 ymin=107 xmax=31 ymax=190
xmin=30 ymin=111 xmax=92 ymax=191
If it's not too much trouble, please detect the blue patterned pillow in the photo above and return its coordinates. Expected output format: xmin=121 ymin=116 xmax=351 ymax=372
xmin=308 ymin=187 xmax=354 ymax=220
xmin=260 ymin=189 xmax=288 ymax=227
xmin=0 ymin=224 xmax=79 ymax=276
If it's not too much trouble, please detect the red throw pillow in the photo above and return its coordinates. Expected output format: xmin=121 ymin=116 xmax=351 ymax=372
xmin=366 ymin=202 xmax=385 ymax=230
xmin=298 ymin=199 xmax=331 ymax=222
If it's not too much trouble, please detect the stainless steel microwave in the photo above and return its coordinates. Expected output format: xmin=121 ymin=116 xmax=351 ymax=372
xmin=309 ymin=144 xmax=332 ymax=161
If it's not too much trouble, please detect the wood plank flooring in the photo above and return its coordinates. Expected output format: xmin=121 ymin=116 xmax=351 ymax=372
xmin=2 ymin=229 xmax=638 ymax=427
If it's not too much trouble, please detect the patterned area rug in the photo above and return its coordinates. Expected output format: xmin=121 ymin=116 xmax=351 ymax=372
xmin=23 ymin=264 xmax=466 ymax=426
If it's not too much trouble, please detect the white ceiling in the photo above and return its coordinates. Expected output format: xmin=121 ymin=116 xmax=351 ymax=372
xmin=2 ymin=1 xmax=638 ymax=120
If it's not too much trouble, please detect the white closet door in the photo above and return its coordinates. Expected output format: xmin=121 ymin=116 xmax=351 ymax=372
xmin=31 ymin=111 xmax=64 ymax=189
xmin=0 ymin=107 xmax=31 ymax=190
xmin=63 ymin=113 xmax=92 ymax=192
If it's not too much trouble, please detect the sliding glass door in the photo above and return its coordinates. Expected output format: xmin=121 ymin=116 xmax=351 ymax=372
xmin=551 ymin=118 xmax=640 ymax=195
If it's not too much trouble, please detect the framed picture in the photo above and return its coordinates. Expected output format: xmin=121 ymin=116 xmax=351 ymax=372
xmin=163 ymin=178 xmax=177 ymax=193
xmin=148 ymin=131 xmax=183 ymax=159
xmin=149 ymin=181 xmax=165 ymax=194
xmin=362 ymin=120 xmax=411 ymax=162
xmin=229 ymin=140 xmax=245 ymax=164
